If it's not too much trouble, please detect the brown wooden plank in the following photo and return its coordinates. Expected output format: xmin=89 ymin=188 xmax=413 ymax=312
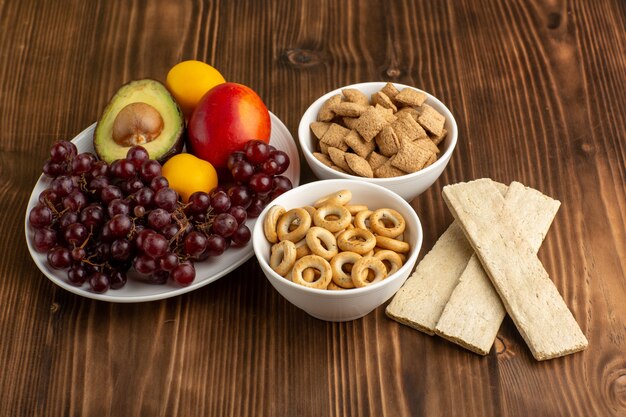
xmin=0 ymin=0 xmax=624 ymax=416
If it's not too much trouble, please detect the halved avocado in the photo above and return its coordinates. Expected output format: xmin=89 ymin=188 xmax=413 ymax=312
xmin=94 ymin=79 xmax=184 ymax=163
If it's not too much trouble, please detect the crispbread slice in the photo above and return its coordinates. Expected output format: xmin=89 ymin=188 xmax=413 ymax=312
xmin=386 ymin=182 xmax=507 ymax=334
xmin=386 ymin=222 xmax=475 ymax=334
xmin=435 ymin=183 xmax=561 ymax=355
xmin=442 ymin=180 xmax=588 ymax=360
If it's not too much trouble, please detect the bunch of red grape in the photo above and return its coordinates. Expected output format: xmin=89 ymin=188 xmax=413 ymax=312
xmin=29 ymin=139 xmax=291 ymax=294
xmin=226 ymin=140 xmax=293 ymax=217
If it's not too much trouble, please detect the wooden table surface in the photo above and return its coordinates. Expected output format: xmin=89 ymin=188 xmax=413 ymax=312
xmin=2 ymin=1 xmax=625 ymax=416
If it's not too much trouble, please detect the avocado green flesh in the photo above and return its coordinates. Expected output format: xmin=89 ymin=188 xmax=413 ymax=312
xmin=94 ymin=79 xmax=184 ymax=163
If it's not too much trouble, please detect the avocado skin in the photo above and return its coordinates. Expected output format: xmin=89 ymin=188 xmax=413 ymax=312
xmin=94 ymin=79 xmax=185 ymax=164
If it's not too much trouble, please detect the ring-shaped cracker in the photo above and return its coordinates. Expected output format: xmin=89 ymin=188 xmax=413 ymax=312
xmin=303 ymin=205 xmax=317 ymax=219
xmin=327 ymin=281 xmax=346 ymax=291
xmin=354 ymin=210 xmax=373 ymax=230
xmin=330 ymin=251 xmax=361 ymax=289
xmin=337 ymin=228 xmax=376 ymax=254
xmin=305 ymin=227 xmax=338 ymax=260
xmin=291 ymin=255 xmax=332 ymax=289
xmin=294 ymin=238 xmax=311 ymax=259
xmin=351 ymin=256 xmax=388 ymax=287
xmin=346 ymin=205 xmax=368 ymax=215
xmin=302 ymin=267 xmax=320 ymax=283
xmin=314 ymin=189 xmax=352 ymax=208
xmin=373 ymin=249 xmax=404 ymax=276
xmin=263 ymin=205 xmax=285 ymax=243
xmin=375 ymin=235 xmax=410 ymax=253
xmin=269 ymin=240 xmax=296 ymax=276
xmin=369 ymin=208 xmax=406 ymax=238
xmin=313 ymin=204 xmax=352 ymax=232
xmin=277 ymin=208 xmax=311 ymax=242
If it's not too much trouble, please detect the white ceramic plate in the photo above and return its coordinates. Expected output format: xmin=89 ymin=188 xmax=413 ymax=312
xmin=25 ymin=112 xmax=300 ymax=302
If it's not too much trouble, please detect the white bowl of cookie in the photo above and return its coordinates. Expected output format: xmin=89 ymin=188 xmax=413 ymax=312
xmin=298 ymin=82 xmax=458 ymax=202
xmin=252 ymin=179 xmax=423 ymax=322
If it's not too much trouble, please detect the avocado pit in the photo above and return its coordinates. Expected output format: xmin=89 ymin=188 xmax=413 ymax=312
xmin=112 ymin=102 xmax=164 ymax=146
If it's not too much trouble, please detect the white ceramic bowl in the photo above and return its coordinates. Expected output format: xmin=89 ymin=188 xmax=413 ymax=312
xmin=298 ymin=82 xmax=458 ymax=201
xmin=252 ymin=179 xmax=423 ymax=321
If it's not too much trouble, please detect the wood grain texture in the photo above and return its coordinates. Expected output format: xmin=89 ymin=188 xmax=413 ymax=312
xmin=0 ymin=0 xmax=624 ymax=416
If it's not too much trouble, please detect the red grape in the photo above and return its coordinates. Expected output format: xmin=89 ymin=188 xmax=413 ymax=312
xmin=33 ymin=227 xmax=57 ymax=252
xmin=71 ymin=152 xmax=95 ymax=175
xmin=109 ymin=270 xmax=127 ymax=289
xmin=147 ymin=208 xmax=171 ymax=229
xmin=227 ymin=185 xmax=252 ymax=209
xmin=51 ymin=175 xmax=74 ymax=197
xmin=101 ymin=185 xmax=123 ymax=205
xmin=205 ymin=234 xmax=226 ymax=257
xmin=227 ymin=151 xmax=246 ymax=170
xmin=29 ymin=204 xmax=53 ymax=229
xmin=246 ymin=197 xmax=266 ymax=218
xmin=142 ymin=233 xmax=168 ymax=259
xmin=188 ymin=191 xmax=210 ymax=214
xmin=64 ymin=223 xmax=88 ymax=245
xmin=90 ymin=160 xmax=109 ymax=177
xmin=108 ymin=214 xmax=132 ymax=238
xmin=134 ymin=254 xmax=158 ymax=275
xmin=154 ymin=187 xmax=178 ymax=212
xmin=62 ymin=190 xmax=87 ymax=212
xmin=228 ymin=206 xmax=247 ymax=225
xmin=231 ymin=225 xmax=251 ymax=247
xmin=81 ymin=204 xmax=105 ymax=229
xmin=159 ymin=252 xmax=179 ymax=271
xmin=50 ymin=140 xmax=72 ymax=163
xmin=210 ymin=191 xmax=231 ymax=213
xmin=231 ymin=160 xmax=255 ymax=183
xmin=58 ymin=211 xmax=79 ymax=231
xmin=111 ymin=239 xmax=132 ymax=261
xmin=184 ymin=231 xmax=208 ymax=257
xmin=135 ymin=187 xmax=155 ymax=207
xmin=88 ymin=176 xmax=110 ymax=193
xmin=212 ymin=213 xmax=238 ymax=237
xmin=269 ymin=150 xmax=290 ymax=174
xmin=140 ymin=160 xmax=162 ymax=182
xmin=127 ymin=145 xmax=149 ymax=168
xmin=150 ymin=176 xmax=169 ymax=191
xmin=244 ymin=140 xmax=270 ymax=164
xmin=106 ymin=199 xmax=129 ymax=217
xmin=248 ymin=173 xmax=272 ymax=194
xmin=89 ymin=272 xmax=110 ymax=293
xmin=171 ymin=261 xmax=195 ymax=286
xmin=67 ymin=265 xmax=88 ymax=286
xmin=47 ymin=246 xmax=72 ymax=269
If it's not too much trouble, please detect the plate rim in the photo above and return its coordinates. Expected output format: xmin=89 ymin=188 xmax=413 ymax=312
xmin=24 ymin=112 xmax=300 ymax=302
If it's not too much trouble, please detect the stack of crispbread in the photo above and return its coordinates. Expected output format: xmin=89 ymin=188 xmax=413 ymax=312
xmin=386 ymin=179 xmax=588 ymax=360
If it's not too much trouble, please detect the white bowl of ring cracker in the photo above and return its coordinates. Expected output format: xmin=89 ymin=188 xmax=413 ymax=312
xmin=252 ymin=179 xmax=423 ymax=322
xmin=298 ymin=82 xmax=458 ymax=202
